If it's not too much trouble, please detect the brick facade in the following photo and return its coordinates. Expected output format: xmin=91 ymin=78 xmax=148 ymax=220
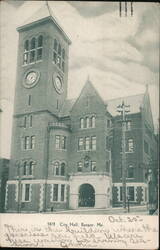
xmin=6 ymin=4 xmax=158 ymax=212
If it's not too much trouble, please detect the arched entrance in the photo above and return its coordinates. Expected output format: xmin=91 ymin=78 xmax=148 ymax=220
xmin=78 ymin=184 xmax=95 ymax=207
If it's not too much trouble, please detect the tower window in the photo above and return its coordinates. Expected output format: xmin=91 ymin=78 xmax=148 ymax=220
xmin=28 ymin=95 xmax=31 ymax=106
xmin=38 ymin=35 xmax=43 ymax=47
xmin=24 ymin=40 xmax=29 ymax=51
xmin=54 ymin=39 xmax=58 ymax=51
xmin=24 ymin=116 xmax=27 ymax=128
xmin=53 ymin=39 xmax=65 ymax=72
xmin=30 ymin=50 xmax=36 ymax=63
xmin=30 ymin=37 xmax=36 ymax=49
xmin=126 ymin=121 xmax=131 ymax=131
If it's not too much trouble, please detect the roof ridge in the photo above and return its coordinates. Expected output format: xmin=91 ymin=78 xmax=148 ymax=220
xmin=106 ymin=92 xmax=144 ymax=102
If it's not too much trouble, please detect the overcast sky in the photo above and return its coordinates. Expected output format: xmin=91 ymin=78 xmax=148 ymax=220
xmin=0 ymin=1 xmax=159 ymax=158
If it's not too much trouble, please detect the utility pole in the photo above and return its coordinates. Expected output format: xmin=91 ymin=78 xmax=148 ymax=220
xmin=117 ymin=101 xmax=130 ymax=211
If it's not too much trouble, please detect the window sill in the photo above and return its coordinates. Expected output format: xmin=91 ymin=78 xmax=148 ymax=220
xmin=21 ymin=200 xmax=31 ymax=203
xmin=22 ymin=60 xmax=42 ymax=67
xmin=80 ymin=127 xmax=96 ymax=130
xmin=55 ymin=149 xmax=67 ymax=152
xmin=77 ymin=149 xmax=96 ymax=152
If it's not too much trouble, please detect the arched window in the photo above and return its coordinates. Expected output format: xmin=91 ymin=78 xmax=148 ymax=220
xmin=24 ymin=40 xmax=29 ymax=52
xmin=62 ymin=49 xmax=65 ymax=59
xmin=61 ymin=163 xmax=65 ymax=176
xmin=23 ymin=161 xmax=27 ymax=175
xmin=29 ymin=161 xmax=34 ymax=175
xmin=23 ymin=40 xmax=29 ymax=65
xmin=38 ymin=35 xmax=43 ymax=47
xmin=30 ymin=37 xmax=36 ymax=49
xmin=80 ymin=118 xmax=84 ymax=129
xmin=62 ymin=61 xmax=65 ymax=72
xmin=37 ymin=35 xmax=43 ymax=60
xmin=54 ymin=162 xmax=60 ymax=175
xmin=91 ymin=116 xmax=96 ymax=128
xmin=86 ymin=117 xmax=90 ymax=128
xmin=54 ymin=39 xmax=58 ymax=51
xmin=58 ymin=44 xmax=61 ymax=55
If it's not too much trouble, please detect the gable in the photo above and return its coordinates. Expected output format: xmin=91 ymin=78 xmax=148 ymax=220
xmin=70 ymin=80 xmax=106 ymax=116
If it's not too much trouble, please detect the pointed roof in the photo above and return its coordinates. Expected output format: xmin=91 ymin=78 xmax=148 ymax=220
xmin=17 ymin=2 xmax=71 ymax=44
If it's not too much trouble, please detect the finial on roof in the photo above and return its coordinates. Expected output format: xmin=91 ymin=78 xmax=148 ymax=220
xmin=86 ymin=74 xmax=91 ymax=84
xmin=45 ymin=0 xmax=52 ymax=16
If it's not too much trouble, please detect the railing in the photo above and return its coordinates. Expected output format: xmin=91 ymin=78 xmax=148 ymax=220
xmin=48 ymin=122 xmax=71 ymax=130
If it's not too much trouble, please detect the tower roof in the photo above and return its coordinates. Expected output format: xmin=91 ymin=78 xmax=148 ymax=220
xmin=17 ymin=2 xmax=71 ymax=44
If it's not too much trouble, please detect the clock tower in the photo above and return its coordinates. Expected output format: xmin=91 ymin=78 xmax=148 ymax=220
xmin=7 ymin=3 xmax=71 ymax=212
xmin=14 ymin=2 xmax=71 ymax=116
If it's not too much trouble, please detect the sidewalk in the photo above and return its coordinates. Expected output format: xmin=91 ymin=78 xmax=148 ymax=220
xmin=47 ymin=205 xmax=149 ymax=215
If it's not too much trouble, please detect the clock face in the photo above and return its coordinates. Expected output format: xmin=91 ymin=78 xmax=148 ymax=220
xmin=23 ymin=70 xmax=40 ymax=88
xmin=54 ymin=76 xmax=64 ymax=94
xmin=26 ymin=72 xmax=37 ymax=85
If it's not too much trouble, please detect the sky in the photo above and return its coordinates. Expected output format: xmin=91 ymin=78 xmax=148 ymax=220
xmin=0 ymin=1 xmax=159 ymax=158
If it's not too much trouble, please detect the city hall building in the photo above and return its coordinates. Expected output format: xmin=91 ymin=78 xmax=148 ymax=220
xmin=6 ymin=4 xmax=157 ymax=212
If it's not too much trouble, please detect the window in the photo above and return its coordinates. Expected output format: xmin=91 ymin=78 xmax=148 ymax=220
xmin=28 ymin=95 xmax=31 ymax=106
xmin=127 ymin=139 xmax=134 ymax=152
xmin=61 ymin=163 xmax=65 ymax=176
xmin=78 ymin=138 xmax=84 ymax=151
xmin=24 ymin=136 xmax=30 ymax=150
xmin=80 ymin=118 xmax=84 ymax=129
xmin=31 ymin=136 xmax=35 ymax=149
xmin=91 ymin=136 xmax=96 ymax=150
xmin=107 ymin=119 xmax=111 ymax=128
xmin=53 ymin=184 xmax=58 ymax=201
xmin=23 ymin=161 xmax=27 ymax=175
xmin=30 ymin=37 xmax=36 ymax=49
xmin=22 ymin=184 xmax=31 ymax=202
xmin=85 ymin=137 xmax=90 ymax=151
xmin=23 ymin=40 xmax=29 ymax=65
xmin=144 ymin=140 xmax=149 ymax=154
xmin=37 ymin=35 xmax=43 ymax=60
xmin=120 ymin=186 xmax=135 ymax=201
xmin=54 ymin=39 xmax=58 ymax=51
xmin=106 ymin=161 xmax=110 ymax=172
xmin=61 ymin=136 xmax=66 ymax=150
xmin=91 ymin=116 xmax=96 ymax=128
xmin=53 ymin=40 xmax=65 ymax=72
xmin=127 ymin=165 xmax=134 ymax=178
xmin=29 ymin=115 xmax=32 ymax=127
xmin=86 ymin=117 xmax=90 ymax=128
xmin=127 ymin=186 xmax=134 ymax=201
xmin=91 ymin=161 xmax=96 ymax=172
xmin=54 ymin=162 xmax=60 ymax=176
xmin=61 ymin=184 xmax=65 ymax=201
xmin=77 ymin=162 xmax=83 ymax=172
xmin=24 ymin=116 xmax=27 ymax=128
xmin=62 ymin=49 xmax=65 ymax=72
xmin=55 ymin=135 xmax=60 ymax=149
xmin=29 ymin=161 xmax=34 ymax=175
xmin=126 ymin=121 xmax=131 ymax=131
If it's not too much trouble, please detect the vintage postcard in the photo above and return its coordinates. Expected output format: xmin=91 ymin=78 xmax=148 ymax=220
xmin=0 ymin=0 xmax=159 ymax=249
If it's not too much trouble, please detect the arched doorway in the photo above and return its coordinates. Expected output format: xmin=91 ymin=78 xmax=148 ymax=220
xmin=78 ymin=184 xmax=95 ymax=207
